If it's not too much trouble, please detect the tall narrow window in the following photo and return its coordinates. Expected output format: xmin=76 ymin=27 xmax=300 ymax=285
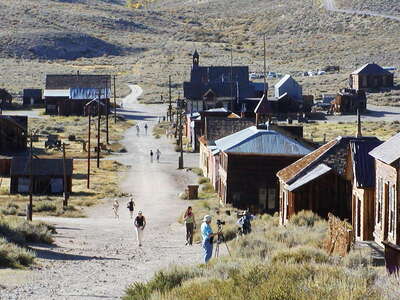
xmin=377 ymin=178 xmax=383 ymax=226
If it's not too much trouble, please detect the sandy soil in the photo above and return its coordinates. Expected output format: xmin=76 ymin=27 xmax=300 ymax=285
xmin=0 ymin=86 xmax=201 ymax=300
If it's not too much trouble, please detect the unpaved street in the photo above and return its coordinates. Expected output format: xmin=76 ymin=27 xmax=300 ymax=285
xmin=1 ymin=86 xmax=201 ymax=300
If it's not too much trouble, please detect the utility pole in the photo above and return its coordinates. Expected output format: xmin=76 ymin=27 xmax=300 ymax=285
xmin=113 ymin=75 xmax=117 ymax=124
xmin=87 ymin=106 xmax=91 ymax=189
xmin=105 ymin=80 xmax=109 ymax=144
xmin=27 ymin=134 xmax=33 ymax=221
xmin=97 ymin=89 xmax=101 ymax=168
xmin=62 ymin=143 xmax=69 ymax=208
xmin=168 ymin=75 xmax=172 ymax=122
xmin=178 ymin=97 xmax=184 ymax=169
xmin=230 ymin=46 xmax=233 ymax=110
xmin=263 ymin=34 xmax=267 ymax=95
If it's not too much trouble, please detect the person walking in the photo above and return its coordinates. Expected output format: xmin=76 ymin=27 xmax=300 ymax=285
xmin=136 ymin=124 xmax=140 ymax=136
xmin=134 ymin=211 xmax=146 ymax=247
xmin=127 ymin=197 xmax=135 ymax=219
xmin=156 ymin=149 xmax=161 ymax=163
xmin=201 ymin=215 xmax=220 ymax=263
xmin=184 ymin=206 xmax=196 ymax=245
xmin=112 ymin=199 xmax=120 ymax=219
xmin=144 ymin=123 xmax=148 ymax=135
xmin=150 ymin=150 xmax=154 ymax=163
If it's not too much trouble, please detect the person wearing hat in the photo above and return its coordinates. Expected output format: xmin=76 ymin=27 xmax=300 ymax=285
xmin=201 ymin=215 xmax=220 ymax=263
xmin=134 ymin=211 xmax=146 ymax=247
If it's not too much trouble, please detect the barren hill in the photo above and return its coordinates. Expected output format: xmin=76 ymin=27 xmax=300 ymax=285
xmin=0 ymin=0 xmax=399 ymax=105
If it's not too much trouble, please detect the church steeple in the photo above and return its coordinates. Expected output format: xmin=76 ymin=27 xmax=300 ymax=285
xmin=193 ymin=50 xmax=199 ymax=67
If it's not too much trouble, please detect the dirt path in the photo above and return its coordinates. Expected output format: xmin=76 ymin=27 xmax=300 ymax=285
xmin=1 ymin=85 xmax=201 ymax=300
xmin=324 ymin=0 xmax=400 ymax=21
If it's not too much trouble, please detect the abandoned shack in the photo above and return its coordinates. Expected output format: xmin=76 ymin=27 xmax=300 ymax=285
xmin=346 ymin=138 xmax=382 ymax=241
xmin=0 ymin=116 xmax=28 ymax=154
xmin=10 ymin=157 xmax=73 ymax=194
xmin=23 ymin=89 xmax=43 ymax=106
xmin=329 ymin=88 xmax=367 ymax=114
xmin=349 ymin=63 xmax=394 ymax=90
xmin=277 ymin=136 xmax=380 ymax=225
xmin=274 ymin=75 xmax=302 ymax=101
xmin=214 ymin=126 xmax=313 ymax=213
xmin=44 ymin=74 xmax=111 ymax=116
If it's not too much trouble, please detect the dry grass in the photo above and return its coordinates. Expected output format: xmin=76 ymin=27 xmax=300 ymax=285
xmin=0 ymin=159 xmax=128 ymax=218
xmin=29 ymin=114 xmax=134 ymax=159
xmin=303 ymin=120 xmax=400 ymax=143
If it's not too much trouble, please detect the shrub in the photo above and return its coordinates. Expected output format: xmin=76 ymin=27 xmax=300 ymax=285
xmin=342 ymin=248 xmax=372 ymax=269
xmin=271 ymin=245 xmax=330 ymax=264
xmin=201 ymin=183 xmax=214 ymax=193
xmin=197 ymin=177 xmax=209 ymax=184
xmin=0 ymin=216 xmax=54 ymax=244
xmin=0 ymin=237 xmax=35 ymax=268
xmin=33 ymin=201 xmax=57 ymax=212
xmin=289 ymin=210 xmax=322 ymax=227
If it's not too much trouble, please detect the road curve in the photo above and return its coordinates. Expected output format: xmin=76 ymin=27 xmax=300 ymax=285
xmin=324 ymin=0 xmax=400 ymax=21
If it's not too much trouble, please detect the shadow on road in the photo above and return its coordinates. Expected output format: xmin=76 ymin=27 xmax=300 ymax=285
xmin=34 ymin=248 xmax=120 ymax=261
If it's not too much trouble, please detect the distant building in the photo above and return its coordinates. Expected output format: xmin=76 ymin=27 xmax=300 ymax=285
xmin=349 ymin=63 xmax=394 ymax=90
xmin=215 ymin=126 xmax=313 ymax=213
xmin=274 ymin=75 xmax=302 ymax=101
xmin=44 ymin=74 xmax=111 ymax=116
xmin=23 ymin=89 xmax=43 ymax=106
xmin=10 ymin=158 xmax=73 ymax=195
xmin=183 ymin=50 xmax=260 ymax=113
xmin=0 ymin=88 xmax=12 ymax=108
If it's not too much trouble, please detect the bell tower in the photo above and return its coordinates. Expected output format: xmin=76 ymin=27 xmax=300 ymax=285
xmin=193 ymin=50 xmax=199 ymax=68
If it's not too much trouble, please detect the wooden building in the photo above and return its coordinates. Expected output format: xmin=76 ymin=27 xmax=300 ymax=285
xmin=369 ymin=133 xmax=400 ymax=246
xmin=10 ymin=158 xmax=73 ymax=195
xmin=277 ymin=136 xmax=380 ymax=225
xmin=349 ymin=63 xmax=394 ymax=90
xmin=347 ymin=138 xmax=382 ymax=241
xmin=274 ymin=75 xmax=302 ymax=101
xmin=0 ymin=116 xmax=28 ymax=154
xmin=329 ymin=89 xmax=367 ymax=114
xmin=44 ymin=74 xmax=111 ymax=116
xmin=215 ymin=126 xmax=313 ymax=213
xmin=23 ymin=89 xmax=43 ymax=106
xmin=183 ymin=50 xmax=259 ymax=113
xmin=0 ymin=88 xmax=12 ymax=108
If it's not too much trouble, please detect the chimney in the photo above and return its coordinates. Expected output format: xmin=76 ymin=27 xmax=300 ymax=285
xmin=356 ymin=108 xmax=362 ymax=138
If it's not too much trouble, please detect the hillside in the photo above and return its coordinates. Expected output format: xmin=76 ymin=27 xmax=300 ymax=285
xmin=0 ymin=0 xmax=399 ymax=104
xmin=336 ymin=0 xmax=400 ymax=17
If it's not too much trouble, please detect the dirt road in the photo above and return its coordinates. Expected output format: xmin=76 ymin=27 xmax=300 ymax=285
xmin=1 ymin=85 xmax=201 ymax=300
xmin=324 ymin=0 xmax=400 ymax=21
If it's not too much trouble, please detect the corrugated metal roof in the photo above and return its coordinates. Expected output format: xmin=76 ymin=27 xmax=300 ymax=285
xmin=369 ymin=133 xmax=400 ymax=165
xmin=70 ymin=88 xmax=111 ymax=100
xmin=214 ymin=126 xmax=312 ymax=156
xmin=287 ymin=164 xmax=332 ymax=191
xmin=350 ymin=138 xmax=382 ymax=188
xmin=352 ymin=63 xmax=391 ymax=75
xmin=44 ymin=89 xmax=70 ymax=98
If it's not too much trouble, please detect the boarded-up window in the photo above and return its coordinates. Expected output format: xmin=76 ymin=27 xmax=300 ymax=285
xmin=18 ymin=177 xmax=30 ymax=193
xmin=377 ymin=177 xmax=383 ymax=226
xmin=389 ymin=185 xmax=396 ymax=237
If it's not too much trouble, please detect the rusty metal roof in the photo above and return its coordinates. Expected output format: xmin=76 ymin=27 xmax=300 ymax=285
xmin=352 ymin=63 xmax=392 ymax=75
xmin=11 ymin=157 xmax=73 ymax=176
xmin=369 ymin=133 xmax=400 ymax=165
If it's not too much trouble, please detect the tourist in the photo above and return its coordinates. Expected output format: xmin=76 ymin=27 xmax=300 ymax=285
xmin=134 ymin=211 xmax=146 ymax=247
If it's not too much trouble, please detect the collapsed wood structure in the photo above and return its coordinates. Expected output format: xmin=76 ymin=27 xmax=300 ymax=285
xmin=44 ymin=74 xmax=111 ymax=116
xmin=329 ymin=88 xmax=367 ymax=114
xmin=10 ymin=157 xmax=73 ymax=195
